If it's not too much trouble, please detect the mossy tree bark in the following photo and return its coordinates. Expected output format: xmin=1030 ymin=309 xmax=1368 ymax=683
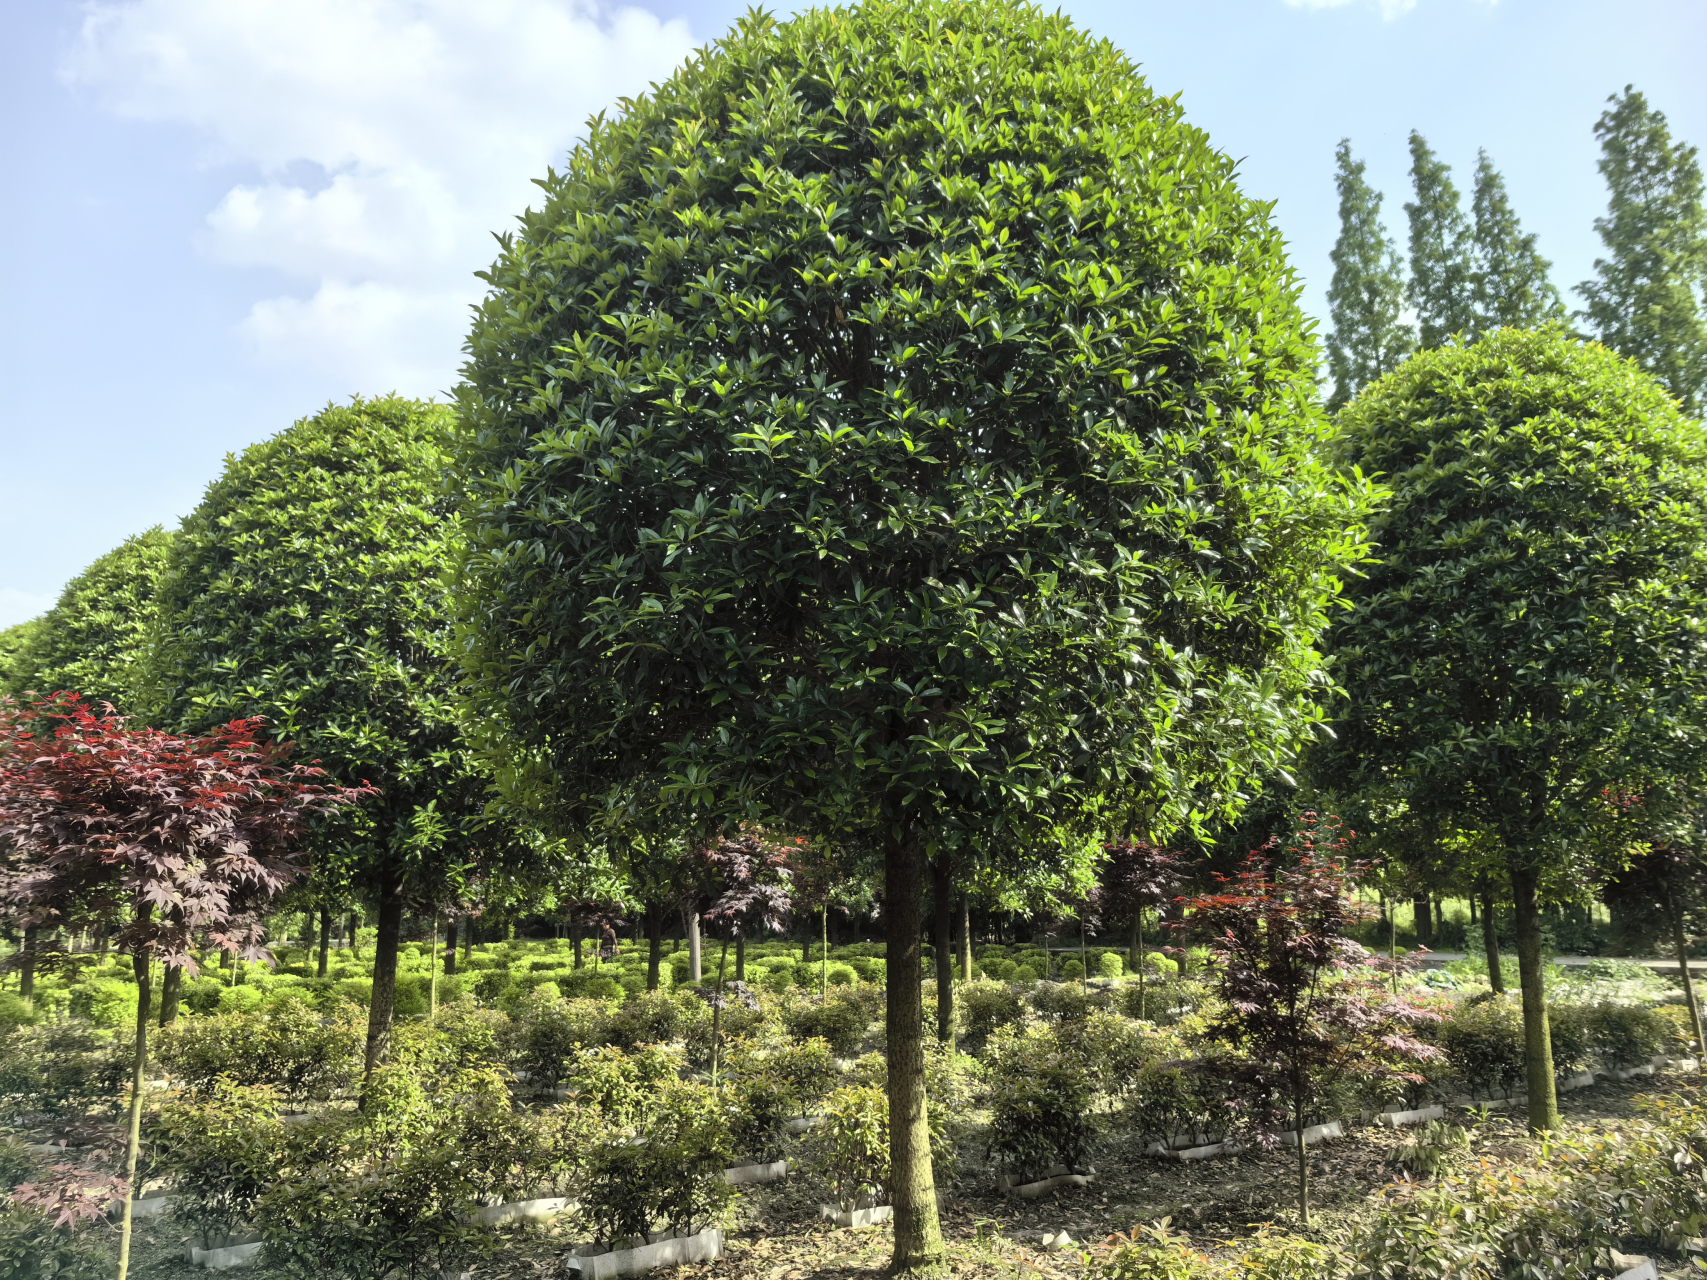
xmin=1511 ymin=863 xmax=1560 ymax=1131
xmin=362 ymin=882 xmax=404 ymax=1087
xmin=886 ymin=822 xmax=946 ymax=1277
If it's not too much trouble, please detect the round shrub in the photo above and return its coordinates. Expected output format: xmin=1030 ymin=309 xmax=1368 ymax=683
xmin=959 ymin=980 xmax=1025 ymax=1048
xmin=825 ymin=962 xmax=857 ymax=988
xmin=1061 ymin=959 xmax=1086 ymax=981
xmin=1438 ymin=995 xmax=1526 ymax=1100
xmin=1097 ymin=952 xmax=1124 ymax=980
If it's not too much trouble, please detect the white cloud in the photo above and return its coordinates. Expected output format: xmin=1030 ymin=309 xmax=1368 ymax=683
xmin=0 ymin=589 xmax=56 ymax=630
xmin=1283 ymin=0 xmax=1494 ymax=18
xmin=61 ymin=0 xmax=698 ymax=395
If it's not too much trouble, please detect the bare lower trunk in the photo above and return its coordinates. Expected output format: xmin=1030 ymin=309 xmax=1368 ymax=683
xmin=646 ymin=907 xmax=663 ymax=992
xmin=1136 ymin=912 xmax=1146 ymax=1019
xmin=117 ymin=940 xmax=154 ymax=1280
xmin=158 ymin=964 xmax=182 ymax=1026
xmin=19 ymin=926 xmax=36 ymax=1002
xmin=572 ymin=918 xmax=584 ymax=969
xmin=736 ymin=933 xmax=745 ymax=983
xmin=362 ymin=884 xmax=405 ymax=1087
xmin=1481 ymin=892 xmax=1505 ymax=993
xmin=711 ymin=937 xmax=730 ymax=1084
xmin=933 ymin=857 xmax=954 ymax=1045
xmin=689 ymin=911 xmax=702 ymax=981
xmin=444 ymin=916 xmax=458 ymax=977
xmin=463 ymin=916 xmax=473 ymax=962
xmin=1668 ymin=892 xmax=1706 ymax=1071
xmin=1511 ymin=863 xmax=1559 ymax=1132
xmin=349 ymin=912 xmax=361 ymax=959
xmin=885 ymin=818 xmax=946 ymax=1277
xmin=1412 ymin=894 xmax=1433 ymax=947
xmin=959 ymin=897 xmax=972 ymax=983
xmin=1292 ymin=1072 xmax=1309 ymax=1227
xmin=317 ymin=907 xmax=332 ymax=978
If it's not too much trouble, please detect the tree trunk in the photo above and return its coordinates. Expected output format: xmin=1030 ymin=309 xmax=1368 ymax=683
xmin=884 ymin=819 xmax=946 ymax=1276
xmin=443 ymin=916 xmax=458 ymax=977
xmin=736 ymin=933 xmax=745 ymax=983
xmin=1136 ymin=911 xmax=1146 ymax=1019
xmin=317 ymin=906 xmax=332 ymax=978
xmin=362 ymin=883 xmax=405 ymax=1087
xmin=117 ymin=940 xmax=154 ymax=1280
xmin=1667 ymin=890 xmax=1706 ymax=1071
xmin=711 ymin=937 xmax=730 ymax=1084
xmin=18 ymin=926 xmax=34 ymax=1002
xmin=572 ymin=917 xmax=584 ymax=969
xmin=646 ymin=906 xmax=663 ymax=992
xmin=822 ymin=906 xmax=829 ymax=998
xmin=158 ymin=964 xmax=183 ymax=1026
xmin=932 ymin=856 xmax=953 ymax=1046
xmin=303 ymin=908 xmax=316 ymax=960
xmin=463 ymin=915 xmax=474 ymax=963
xmin=1412 ymin=894 xmax=1433 ymax=947
xmin=1511 ymin=863 xmax=1560 ymax=1132
xmin=1469 ymin=895 xmax=1479 ymax=924
xmin=688 ymin=911 xmax=702 ymax=982
xmin=349 ymin=911 xmax=361 ymax=958
xmin=1481 ymin=892 xmax=1505 ymax=993
xmin=959 ymin=897 xmax=972 ymax=984
xmin=1292 ymin=1071 xmax=1310 ymax=1227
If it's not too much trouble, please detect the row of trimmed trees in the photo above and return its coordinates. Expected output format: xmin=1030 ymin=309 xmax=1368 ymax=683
xmin=5 ymin=3 xmax=1707 ymax=1276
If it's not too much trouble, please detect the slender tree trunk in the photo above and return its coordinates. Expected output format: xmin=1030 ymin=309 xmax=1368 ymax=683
xmin=821 ymin=906 xmax=829 ymax=998
xmin=443 ymin=916 xmax=458 ymax=977
xmin=317 ymin=907 xmax=332 ymax=978
xmin=349 ymin=911 xmax=361 ymax=958
xmin=572 ymin=917 xmax=584 ymax=969
xmin=1293 ymin=1072 xmax=1309 ymax=1228
xmin=736 ymin=933 xmax=745 ymax=983
xmin=303 ymin=908 xmax=316 ymax=961
xmin=18 ymin=926 xmax=35 ymax=1002
xmin=1469 ymin=895 xmax=1479 ymax=925
xmin=158 ymin=964 xmax=182 ymax=1026
xmin=933 ymin=856 xmax=954 ymax=1046
xmin=429 ymin=910 xmax=440 ymax=1020
xmin=711 ymin=937 xmax=730 ymax=1084
xmin=362 ymin=883 xmax=405 ymax=1087
xmin=1667 ymin=891 xmax=1706 ymax=1071
xmin=1128 ymin=914 xmax=1139 ymax=975
xmin=117 ymin=940 xmax=154 ymax=1280
xmin=688 ymin=911 xmax=702 ymax=982
xmin=885 ymin=818 xmax=946 ymax=1276
xmin=1481 ymin=892 xmax=1505 ymax=993
xmin=463 ymin=916 xmax=473 ymax=963
xmin=646 ymin=906 xmax=663 ymax=992
xmin=959 ymin=897 xmax=972 ymax=984
xmin=1511 ymin=863 xmax=1560 ymax=1132
xmin=1136 ymin=911 xmax=1146 ymax=1020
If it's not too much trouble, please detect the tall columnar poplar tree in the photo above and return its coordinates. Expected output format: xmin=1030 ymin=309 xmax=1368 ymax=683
xmin=1326 ymin=140 xmax=1414 ymax=410
xmin=453 ymin=4 xmax=1373 ymax=1271
xmin=1470 ymin=151 xmax=1564 ymax=330
xmin=1324 ymin=328 xmax=1707 ymax=1134
xmin=1577 ymin=86 xmax=1707 ymax=414
xmin=1405 ymin=132 xmax=1480 ymax=350
xmin=149 ymin=396 xmax=496 ymax=1082
xmin=3 ymin=528 xmax=173 ymax=710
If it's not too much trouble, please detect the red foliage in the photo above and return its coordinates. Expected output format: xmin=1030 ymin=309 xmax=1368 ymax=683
xmin=0 ymin=694 xmax=376 ymax=970
xmin=11 ymin=1150 xmax=128 ymax=1229
xmin=1183 ymin=813 xmax=1442 ymax=1140
xmin=1098 ymin=838 xmax=1184 ymax=925
xmin=696 ymin=830 xmax=793 ymax=935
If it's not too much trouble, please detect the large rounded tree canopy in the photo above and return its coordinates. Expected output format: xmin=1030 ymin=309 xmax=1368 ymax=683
xmin=454 ymin=0 xmax=1371 ymax=840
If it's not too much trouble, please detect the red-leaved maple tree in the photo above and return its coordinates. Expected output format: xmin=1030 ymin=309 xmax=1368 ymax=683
xmin=1183 ymin=813 xmax=1441 ymax=1228
xmin=0 ymin=694 xmax=374 ymax=1280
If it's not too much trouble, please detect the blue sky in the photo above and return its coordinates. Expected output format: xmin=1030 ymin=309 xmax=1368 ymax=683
xmin=2 ymin=0 xmax=1703 ymax=626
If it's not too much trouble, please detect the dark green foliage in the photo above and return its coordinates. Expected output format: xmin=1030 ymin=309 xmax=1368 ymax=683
xmin=580 ymin=1081 xmax=735 ymax=1245
xmin=155 ymin=997 xmax=362 ymax=1103
xmin=153 ymin=1080 xmax=289 ymax=1248
xmin=1326 ymin=139 xmax=1414 ymax=409
xmin=781 ymin=992 xmax=869 ymax=1057
xmin=958 ymin=980 xmax=1024 ymax=1048
xmin=1470 ymin=150 xmax=1564 ymax=331
xmin=1577 ymin=86 xmax=1707 ymax=414
xmin=1 ymin=528 xmax=172 ymax=710
xmin=454 ymin=0 xmax=1373 ymax=851
xmin=1436 ymin=995 xmax=1526 ymax=1100
xmin=0 ymin=1022 xmax=127 ymax=1119
xmin=1327 ymin=330 xmax=1707 ymax=849
xmin=0 ymin=1206 xmax=107 ymax=1280
xmin=150 ymin=396 xmax=472 ymax=870
xmin=986 ymin=1032 xmax=1094 ymax=1183
xmin=1405 ymin=132 xmax=1480 ymax=350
